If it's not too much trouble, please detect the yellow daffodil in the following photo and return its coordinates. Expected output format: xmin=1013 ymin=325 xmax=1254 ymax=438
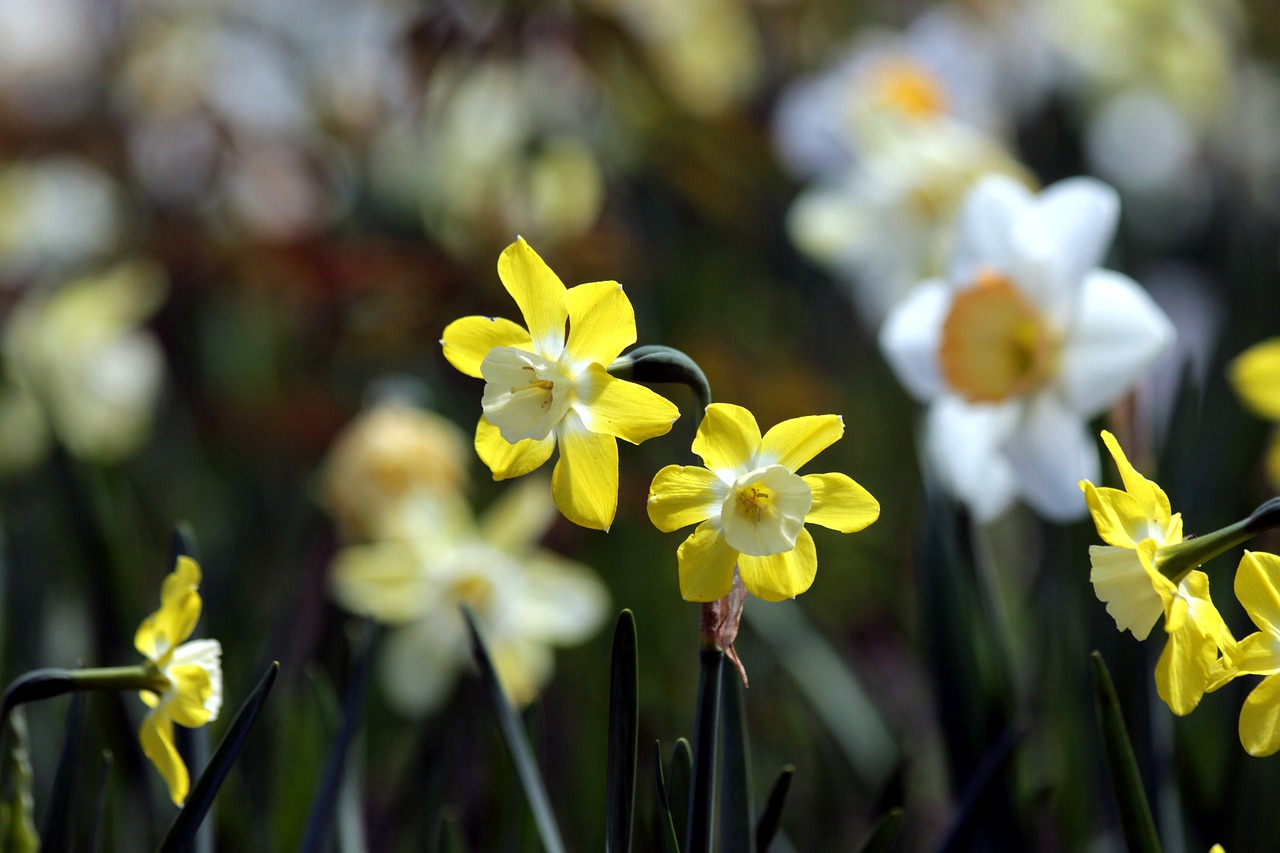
xmin=1154 ymin=567 xmax=1230 ymax=715
xmin=1081 ymin=430 xmax=1183 ymax=640
xmin=441 ymin=238 xmax=679 ymax=531
xmin=1214 ymin=551 xmax=1280 ymax=756
xmin=134 ymin=556 xmax=223 ymax=805
xmin=647 ymin=403 xmax=879 ymax=602
xmin=1229 ymin=338 xmax=1280 ymax=487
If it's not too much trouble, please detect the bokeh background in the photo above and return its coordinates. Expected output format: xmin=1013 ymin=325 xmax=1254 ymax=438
xmin=2 ymin=0 xmax=1280 ymax=850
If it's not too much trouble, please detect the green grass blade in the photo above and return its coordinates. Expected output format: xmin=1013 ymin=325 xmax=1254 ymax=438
xmin=854 ymin=807 xmax=903 ymax=853
xmin=1090 ymin=652 xmax=1163 ymax=853
xmin=652 ymin=741 xmax=681 ymax=853
xmin=42 ymin=689 xmax=86 ymax=851
xmin=88 ymin=751 xmax=112 ymax=853
xmin=157 ymin=661 xmax=279 ymax=853
xmin=754 ymin=766 xmax=793 ymax=852
xmin=667 ymin=739 xmax=692 ymax=847
xmin=717 ymin=662 xmax=753 ymax=853
xmin=461 ymin=606 xmax=566 ymax=853
xmin=606 ymin=610 xmax=639 ymax=853
xmin=685 ymin=649 xmax=723 ymax=853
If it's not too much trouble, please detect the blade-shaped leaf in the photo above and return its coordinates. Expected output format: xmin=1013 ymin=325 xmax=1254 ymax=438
xmin=606 ymin=610 xmax=639 ymax=853
xmin=1090 ymin=652 xmax=1162 ymax=853
xmin=685 ymin=649 xmax=723 ymax=853
xmin=89 ymin=751 xmax=112 ymax=853
xmin=42 ymin=689 xmax=86 ymax=851
xmin=718 ymin=661 xmax=752 ymax=853
xmin=667 ymin=739 xmax=692 ymax=848
xmin=854 ymin=807 xmax=903 ymax=853
xmin=652 ymin=741 xmax=681 ymax=853
xmin=754 ymin=766 xmax=793 ymax=853
xmin=157 ymin=661 xmax=279 ymax=853
xmin=462 ymin=606 xmax=566 ymax=853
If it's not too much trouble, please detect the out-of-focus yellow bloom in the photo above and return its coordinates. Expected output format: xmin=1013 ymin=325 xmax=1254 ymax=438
xmin=1210 ymin=551 xmax=1280 ymax=756
xmin=1229 ymin=338 xmax=1280 ymax=487
xmin=329 ymin=479 xmax=608 ymax=715
xmin=647 ymin=403 xmax=879 ymax=602
xmin=134 ymin=556 xmax=223 ymax=806
xmin=441 ymin=238 xmax=678 ymax=531
xmin=320 ymin=400 xmax=469 ymax=541
xmin=1 ymin=259 xmax=166 ymax=470
xmin=1081 ymin=430 xmax=1183 ymax=639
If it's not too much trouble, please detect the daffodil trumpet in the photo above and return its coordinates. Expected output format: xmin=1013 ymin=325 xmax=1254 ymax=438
xmin=1157 ymin=497 xmax=1280 ymax=584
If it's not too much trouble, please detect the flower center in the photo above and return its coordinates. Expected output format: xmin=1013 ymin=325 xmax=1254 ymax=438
xmin=480 ymin=346 xmax=573 ymax=443
xmin=866 ymin=59 xmax=947 ymax=119
xmin=720 ymin=465 xmax=813 ymax=557
xmin=939 ymin=269 xmax=1056 ymax=403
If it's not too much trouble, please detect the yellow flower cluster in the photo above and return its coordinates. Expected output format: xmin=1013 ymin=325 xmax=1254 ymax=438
xmin=1082 ymin=431 xmax=1280 ymax=755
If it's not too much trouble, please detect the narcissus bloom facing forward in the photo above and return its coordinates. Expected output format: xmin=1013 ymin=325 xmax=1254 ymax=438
xmin=881 ymin=175 xmax=1173 ymax=521
xmin=1215 ymin=551 xmax=1280 ymax=756
xmin=647 ymin=403 xmax=879 ymax=602
xmin=1081 ymin=430 xmax=1183 ymax=640
xmin=134 ymin=556 xmax=223 ymax=806
xmin=441 ymin=238 xmax=679 ymax=530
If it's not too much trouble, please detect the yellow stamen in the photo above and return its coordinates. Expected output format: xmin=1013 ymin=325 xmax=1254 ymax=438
xmin=939 ymin=270 xmax=1056 ymax=403
xmin=867 ymin=59 xmax=947 ymax=119
xmin=736 ymin=484 xmax=771 ymax=524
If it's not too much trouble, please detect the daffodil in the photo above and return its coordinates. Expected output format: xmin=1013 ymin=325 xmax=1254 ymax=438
xmin=647 ymin=403 xmax=879 ymax=602
xmin=1213 ymin=551 xmax=1280 ymax=756
xmin=880 ymin=174 xmax=1174 ymax=521
xmin=1081 ymin=430 xmax=1183 ymax=639
xmin=134 ymin=556 xmax=223 ymax=806
xmin=329 ymin=478 xmax=609 ymax=715
xmin=441 ymin=238 xmax=679 ymax=531
xmin=1229 ymin=338 xmax=1280 ymax=488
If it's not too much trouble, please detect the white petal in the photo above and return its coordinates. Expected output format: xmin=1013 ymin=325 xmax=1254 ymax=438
xmin=511 ymin=555 xmax=610 ymax=645
xmin=947 ymin=175 xmax=1030 ymax=284
xmin=1004 ymin=393 xmax=1098 ymax=521
xmin=1057 ymin=269 xmax=1175 ymax=417
xmin=1011 ymin=177 xmax=1119 ymax=323
xmin=879 ymin=279 xmax=952 ymax=401
xmin=924 ymin=396 xmax=1020 ymax=522
xmin=379 ymin=617 xmax=466 ymax=717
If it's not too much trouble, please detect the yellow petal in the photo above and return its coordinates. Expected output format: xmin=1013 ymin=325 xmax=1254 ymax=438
xmin=1223 ymin=631 xmax=1280 ymax=678
xmin=1081 ymin=482 xmax=1147 ymax=548
xmin=1230 ymin=338 xmax=1280 ymax=420
xmin=563 ymin=280 xmax=636 ymax=367
xmin=1099 ymin=430 xmax=1174 ymax=528
xmin=737 ymin=527 xmax=817 ymax=601
xmin=166 ymin=664 xmax=215 ymax=727
xmin=575 ymin=365 xmax=678 ymax=444
xmin=440 ymin=316 xmax=533 ymax=378
xmin=760 ymin=415 xmax=844 ymax=473
xmin=802 ymin=473 xmax=879 ymax=533
xmin=329 ymin=541 xmax=432 ymax=624
xmin=552 ymin=409 xmax=618 ymax=530
xmin=693 ymin=403 xmax=761 ymax=475
xmin=475 ymin=416 xmax=556 ymax=480
xmin=676 ymin=521 xmax=739 ymax=602
xmin=498 ymin=238 xmax=568 ymax=355
xmin=1240 ymin=673 xmax=1280 ymax=756
xmin=135 ymin=556 xmax=203 ymax=662
xmin=648 ymin=465 xmax=724 ymax=532
xmin=1236 ymin=550 xmax=1280 ymax=639
xmin=1154 ymin=571 xmax=1220 ymax=716
xmin=139 ymin=712 xmax=189 ymax=806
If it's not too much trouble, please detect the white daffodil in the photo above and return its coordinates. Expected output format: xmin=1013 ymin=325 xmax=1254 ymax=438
xmin=880 ymin=174 xmax=1174 ymax=522
xmin=328 ymin=478 xmax=609 ymax=716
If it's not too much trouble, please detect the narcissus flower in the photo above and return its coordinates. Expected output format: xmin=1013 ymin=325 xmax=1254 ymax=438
xmin=441 ymin=238 xmax=679 ymax=531
xmin=1081 ymin=430 xmax=1183 ymax=640
xmin=134 ymin=556 xmax=223 ymax=806
xmin=1214 ymin=551 xmax=1280 ymax=756
xmin=881 ymin=175 xmax=1174 ymax=521
xmin=1229 ymin=338 xmax=1280 ymax=488
xmin=647 ymin=403 xmax=879 ymax=602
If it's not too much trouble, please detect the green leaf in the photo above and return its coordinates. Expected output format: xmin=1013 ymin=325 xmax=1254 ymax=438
xmin=42 ymin=690 xmax=86 ymax=851
xmin=854 ymin=807 xmax=903 ymax=853
xmin=157 ymin=661 xmax=279 ymax=853
xmin=652 ymin=742 xmax=681 ymax=853
xmin=1090 ymin=652 xmax=1163 ymax=853
xmin=89 ymin=751 xmax=113 ymax=853
xmin=0 ymin=707 xmax=40 ymax=853
xmin=461 ymin=606 xmax=566 ymax=853
xmin=436 ymin=806 xmax=469 ymax=853
xmin=718 ymin=663 xmax=753 ymax=853
xmin=754 ymin=766 xmax=793 ymax=853
xmin=685 ymin=649 xmax=723 ymax=853
xmin=667 ymin=739 xmax=692 ymax=849
xmin=606 ymin=611 xmax=639 ymax=853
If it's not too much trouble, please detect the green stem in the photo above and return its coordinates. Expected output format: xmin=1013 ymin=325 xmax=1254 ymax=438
xmin=1158 ymin=496 xmax=1280 ymax=583
xmin=608 ymin=345 xmax=712 ymax=427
